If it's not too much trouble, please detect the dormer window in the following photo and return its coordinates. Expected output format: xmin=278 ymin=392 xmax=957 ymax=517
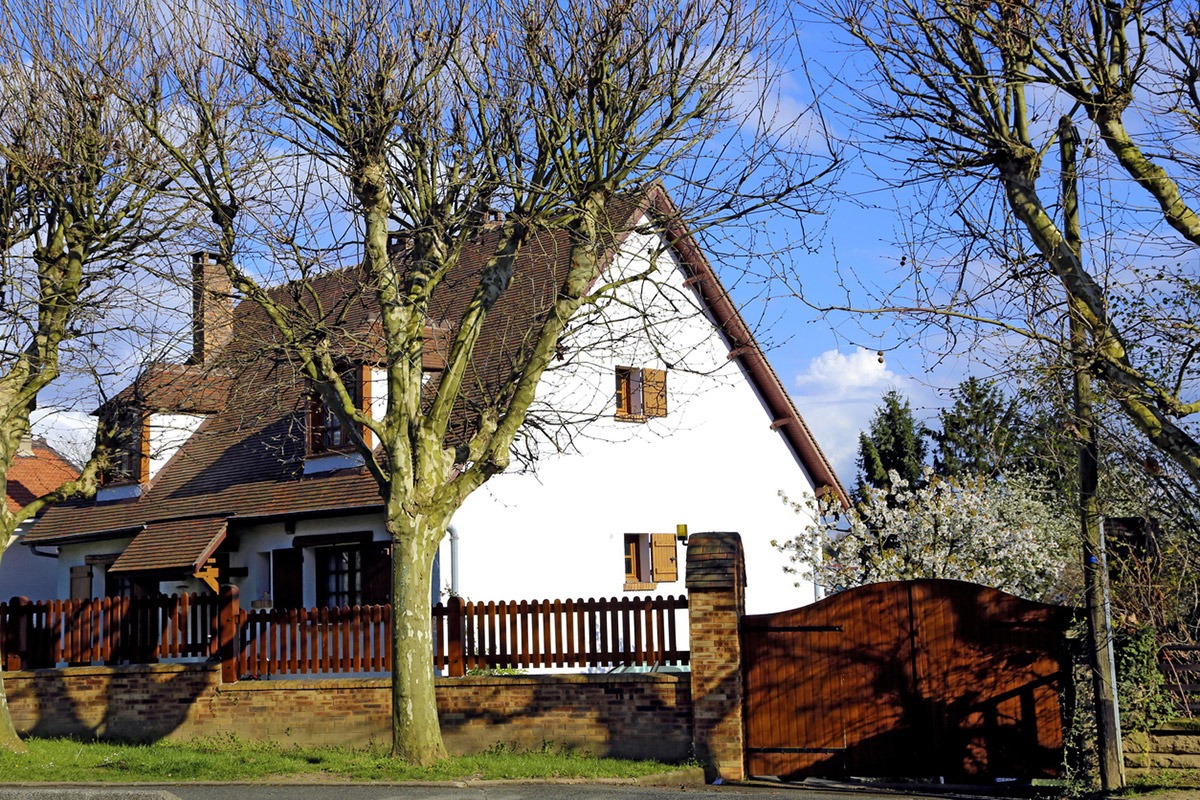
xmin=308 ymin=362 xmax=370 ymax=455
xmin=99 ymin=408 xmax=148 ymax=486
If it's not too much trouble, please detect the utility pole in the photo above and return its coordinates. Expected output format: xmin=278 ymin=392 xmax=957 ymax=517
xmin=1059 ymin=115 xmax=1125 ymax=791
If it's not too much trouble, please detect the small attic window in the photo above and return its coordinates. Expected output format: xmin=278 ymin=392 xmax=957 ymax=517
xmin=308 ymin=362 xmax=370 ymax=455
xmin=99 ymin=408 xmax=148 ymax=486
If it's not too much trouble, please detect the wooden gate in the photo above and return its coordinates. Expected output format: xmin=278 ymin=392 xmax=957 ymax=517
xmin=743 ymin=580 xmax=1072 ymax=781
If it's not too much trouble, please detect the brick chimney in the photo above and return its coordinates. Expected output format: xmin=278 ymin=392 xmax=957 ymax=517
xmin=191 ymin=252 xmax=233 ymax=364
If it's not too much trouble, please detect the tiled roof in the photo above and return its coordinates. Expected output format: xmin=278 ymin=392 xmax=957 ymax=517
xmin=100 ymin=363 xmax=231 ymax=415
xmin=6 ymin=440 xmax=80 ymax=514
xmin=109 ymin=515 xmax=229 ymax=574
xmin=29 ymin=187 xmax=846 ymax=558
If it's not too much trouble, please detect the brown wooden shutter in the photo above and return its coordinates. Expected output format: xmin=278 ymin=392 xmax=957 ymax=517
xmin=362 ymin=541 xmax=392 ymax=605
xmin=136 ymin=414 xmax=151 ymax=482
xmin=273 ymin=548 xmax=304 ymax=608
xmin=643 ymin=368 xmax=667 ymax=417
xmin=308 ymin=391 xmax=326 ymax=453
xmin=358 ymin=364 xmax=373 ymax=449
xmin=70 ymin=565 xmax=93 ymax=600
xmin=650 ymin=533 xmax=678 ymax=582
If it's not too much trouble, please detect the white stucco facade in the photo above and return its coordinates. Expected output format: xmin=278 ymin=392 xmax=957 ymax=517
xmin=436 ymin=222 xmax=822 ymax=614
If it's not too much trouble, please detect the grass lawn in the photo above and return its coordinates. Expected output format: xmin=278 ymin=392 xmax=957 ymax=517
xmin=0 ymin=737 xmax=690 ymax=783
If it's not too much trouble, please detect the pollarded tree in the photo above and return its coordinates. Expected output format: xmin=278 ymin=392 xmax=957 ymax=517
xmin=135 ymin=0 xmax=836 ymax=764
xmin=799 ymin=0 xmax=1200 ymax=491
xmin=0 ymin=0 xmax=189 ymax=752
xmin=788 ymin=0 xmax=1200 ymax=787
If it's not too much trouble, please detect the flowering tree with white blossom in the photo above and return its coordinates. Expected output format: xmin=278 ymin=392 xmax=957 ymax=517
xmin=777 ymin=469 xmax=1079 ymax=602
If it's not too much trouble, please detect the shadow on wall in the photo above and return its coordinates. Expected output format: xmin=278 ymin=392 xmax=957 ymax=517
xmin=9 ymin=662 xmax=217 ymax=742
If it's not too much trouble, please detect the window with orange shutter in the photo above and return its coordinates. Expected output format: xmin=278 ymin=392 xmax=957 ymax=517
xmin=615 ymin=366 xmax=666 ymax=422
xmin=623 ymin=532 xmax=679 ymax=590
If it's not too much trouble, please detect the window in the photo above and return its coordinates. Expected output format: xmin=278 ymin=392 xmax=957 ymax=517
xmin=99 ymin=408 xmax=149 ymax=485
xmin=314 ymin=542 xmax=390 ymax=608
xmin=309 ymin=362 xmax=370 ymax=454
xmin=318 ymin=546 xmax=361 ymax=608
xmin=615 ymin=367 xmax=667 ymax=422
xmin=623 ymin=533 xmax=678 ymax=591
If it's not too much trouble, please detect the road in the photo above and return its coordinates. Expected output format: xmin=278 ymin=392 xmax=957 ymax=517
xmin=0 ymin=781 xmax=1027 ymax=800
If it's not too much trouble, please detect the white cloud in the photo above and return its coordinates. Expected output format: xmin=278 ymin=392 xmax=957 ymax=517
xmin=791 ymin=347 xmax=926 ymax=482
xmin=30 ymin=407 xmax=96 ymax=467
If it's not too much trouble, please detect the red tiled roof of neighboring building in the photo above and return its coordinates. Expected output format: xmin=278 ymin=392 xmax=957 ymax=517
xmin=6 ymin=440 xmax=80 ymax=514
xmin=29 ymin=186 xmax=846 ymax=558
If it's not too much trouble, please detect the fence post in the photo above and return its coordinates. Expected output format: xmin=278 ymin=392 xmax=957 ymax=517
xmin=2 ymin=597 xmax=28 ymax=671
xmin=447 ymin=595 xmax=465 ymax=677
xmin=686 ymin=532 xmax=747 ymax=783
xmin=217 ymin=585 xmax=241 ymax=683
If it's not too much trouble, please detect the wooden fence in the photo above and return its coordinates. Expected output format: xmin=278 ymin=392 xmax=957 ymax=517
xmin=1161 ymin=644 xmax=1200 ymax=715
xmin=1 ymin=593 xmax=222 ymax=670
xmin=2 ymin=589 xmax=688 ymax=680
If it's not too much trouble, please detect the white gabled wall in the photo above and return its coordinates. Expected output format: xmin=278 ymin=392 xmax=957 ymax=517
xmin=440 ymin=221 xmax=823 ymax=615
xmin=148 ymin=413 xmax=206 ymax=481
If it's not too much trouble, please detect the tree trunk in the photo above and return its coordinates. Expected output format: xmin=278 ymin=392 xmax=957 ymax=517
xmin=0 ymin=673 xmax=27 ymax=753
xmin=387 ymin=510 xmax=447 ymax=764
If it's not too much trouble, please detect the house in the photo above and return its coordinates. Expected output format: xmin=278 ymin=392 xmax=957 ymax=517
xmin=25 ymin=187 xmax=847 ymax=616
xmin=0 ymin=437 xmax=79 ymax=600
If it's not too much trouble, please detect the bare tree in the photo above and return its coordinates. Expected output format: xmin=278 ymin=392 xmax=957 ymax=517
xmin=0 ymin=0 xmax=189 ymax=752
xmin=785 ymin=0 xmax=1200 ymax=789
xmin=122 ymin=0 xmax=835 ymax=763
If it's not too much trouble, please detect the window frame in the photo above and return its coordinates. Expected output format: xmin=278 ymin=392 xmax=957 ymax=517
xmin=309 ymin=538 xmax=390 ymax=608
xmin=316 ymin=544 xmax=362 ymax=609
xmin=623 ymin=532 xmax=678 ymax=591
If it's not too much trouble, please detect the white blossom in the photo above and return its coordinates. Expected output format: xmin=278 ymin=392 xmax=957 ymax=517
xmin=776 ymin=468 xmax=1080 ymax=602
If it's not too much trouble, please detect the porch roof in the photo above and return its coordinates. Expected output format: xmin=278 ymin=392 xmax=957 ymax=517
xmin=108 ymin=514 xmax=229 ymax=575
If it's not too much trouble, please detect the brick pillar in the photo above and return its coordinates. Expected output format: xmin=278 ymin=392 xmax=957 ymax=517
xmin=687 ymin=532 xmax=746 ymax=783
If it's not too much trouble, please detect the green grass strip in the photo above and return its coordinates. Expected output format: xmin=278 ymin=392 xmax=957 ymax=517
xmin=0 ymin=737 xmax=686 ymax=783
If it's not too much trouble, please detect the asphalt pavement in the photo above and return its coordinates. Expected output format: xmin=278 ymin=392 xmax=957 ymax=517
xmin=0 ymin=780 xmax=1052 ymax=800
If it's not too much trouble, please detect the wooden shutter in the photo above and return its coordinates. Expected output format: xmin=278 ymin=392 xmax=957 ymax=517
xmin=643 ymin=369 xmax=667 ymax=417
xmin=615 ymin=367 xmax=630 ymax=417
xmin=308 ymin=391 xmax=326 ymax=453
xmin=70 ymin=565 xmax=93 ymax=600
xmin=272 ymin=548 xmax=304 ymax=609
xmin=362 ymin=541 xmax=392 ymax=605
xmin=650 ymin=533 xmax=678 ymax=582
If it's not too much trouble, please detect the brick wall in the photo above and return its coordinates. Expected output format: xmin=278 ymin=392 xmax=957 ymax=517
xmin=3 ymin=665 xmax=692 ymax=760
